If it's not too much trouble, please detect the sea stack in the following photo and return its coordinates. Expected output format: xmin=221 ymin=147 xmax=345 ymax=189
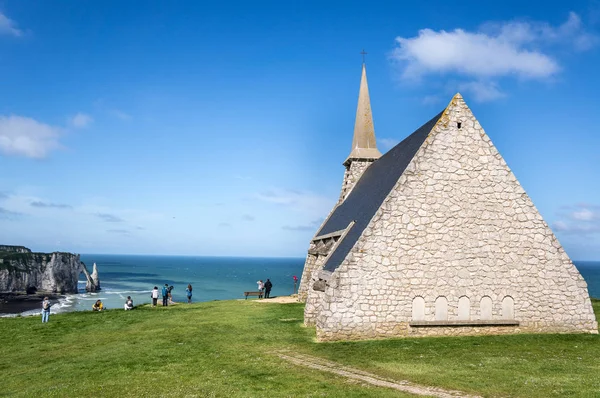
xmin=88 ymin=262 xmax=101 ymax=292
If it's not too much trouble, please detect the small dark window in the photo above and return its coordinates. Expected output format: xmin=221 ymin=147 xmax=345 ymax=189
xmin=457 ymin=122 xmax=462 ymax=129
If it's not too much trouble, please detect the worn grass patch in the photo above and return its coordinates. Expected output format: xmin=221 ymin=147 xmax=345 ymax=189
xmin=0 ymin=298 xmax=598 ymax=397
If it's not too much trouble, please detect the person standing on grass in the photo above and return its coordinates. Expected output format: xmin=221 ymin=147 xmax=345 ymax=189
xmin=264 ymin=279 xmax=273 ymax=299
xmin=151 ymin=286 xmax=159 ymax=307
xmin=186 ymin=284 xmax=193 ymax=304
xmin=257 ymin=280 xmax=264 ymax=299
xmin=162 ymin=284 xmax=169 ymax=306
xmin=41 ymin=297 xmax=52 ymax=323
xmin=168 ymin=286 xmax=175 ymax=304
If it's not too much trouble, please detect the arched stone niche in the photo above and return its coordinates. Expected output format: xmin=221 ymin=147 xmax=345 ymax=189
xmin=502 ymin=296 xmax=515 ymax=319
xmin=458 ymin=296 xmax=470 ymax=320
xmin=435 ymin=296 xmax=448 ymax=321
xmin=412 ymin=296 xmax=425 ymax=321
xmin=480 ymin=296 xmax=493 ymax=320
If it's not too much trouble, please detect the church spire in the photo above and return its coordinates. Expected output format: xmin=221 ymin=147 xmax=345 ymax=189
xmin=344 ymin=62 xmax=382 ymax=166
xmin=338 ymin=59 xmax=383 ymax=203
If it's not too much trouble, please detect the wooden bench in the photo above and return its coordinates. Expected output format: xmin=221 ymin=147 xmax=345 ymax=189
xmin=244 ymin=291 xmax=263 ymax=300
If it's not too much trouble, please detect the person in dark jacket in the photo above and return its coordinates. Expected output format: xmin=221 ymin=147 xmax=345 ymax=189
xmin=162 ymin=284 xmax=169 ymax=306
xmin=186 ymin=284 xmax=193 ymax=304
xmin=264 ymin=279 xmax=273 ymax=299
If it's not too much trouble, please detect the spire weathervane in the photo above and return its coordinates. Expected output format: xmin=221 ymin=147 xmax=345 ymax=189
xmin=360 ymin=49 xmax=367 ymax=64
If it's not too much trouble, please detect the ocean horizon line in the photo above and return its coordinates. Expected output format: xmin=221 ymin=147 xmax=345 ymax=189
xmin=76 ymin=253 xmax=307 ymax=260
xmin=73 ymin=253 xmax=600 ymax=263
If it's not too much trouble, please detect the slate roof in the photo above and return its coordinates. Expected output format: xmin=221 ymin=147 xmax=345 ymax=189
xmin=317 ymin=110 xmax=445 ymax=273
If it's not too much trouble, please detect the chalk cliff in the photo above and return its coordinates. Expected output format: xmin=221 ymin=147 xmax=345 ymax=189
xmin=0 ymin=245 xmax=100 ymax=294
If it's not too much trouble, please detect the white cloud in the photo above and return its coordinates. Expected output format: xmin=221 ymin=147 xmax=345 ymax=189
xmin=69 ymin=113 xmax=93 ymax=128
xmin=93 ymin=99 xmax=132 ymax=121
xmin=552 ymin=204 xmax=600 ymax=235
xmin=0 ymin=115 xmax=62 ymax=158
xmin=391 ymin=12 xmax=597 ymax=102
xmin=282 ymin=219 xmax=323 ymax=232
xmin=422 ymin=95 xmax=442 ymax=105
xmin=110 ymin=109 xmax=131 ymax=121
xmin=253 ymin=188 xmax=335 ymax=222
xmin=379 ymin=138 xmax=400 ymax=151
xmin=255 ymin=189 xmax=331 ymax=209
xmin=572 ymin=208 xmax=595 ymax=221
xmin=255 ymin=190 xmax=298 ymax=205
xmin=392 ymin=28 xmax=559 ymax=80
xmin=553 ymin=220 xmax=570 ymax=231
xmin=96 ymin=213 xmax=125 ymax=223
xmin=458 ymin=81 xmax=506 ymax=102
xmin=0 ymin=12 xmax=22 ymax=37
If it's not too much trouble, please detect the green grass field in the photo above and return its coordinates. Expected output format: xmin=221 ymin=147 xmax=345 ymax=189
xmin=0 ymin=299 xmax=598 ymax=397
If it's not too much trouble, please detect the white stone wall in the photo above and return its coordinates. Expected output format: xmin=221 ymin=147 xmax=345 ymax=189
xmin=339 ymin=160 xmax=372 ymax=203
xmin=298 ymin=249 xmax=317 ymax=302
xmin=304 ymin=254 xmax=327 ymax=326
xmin=299 ymin=158 xmax=374 ymax=303
xmin=314 ymin=95 xmax=598 ymax=341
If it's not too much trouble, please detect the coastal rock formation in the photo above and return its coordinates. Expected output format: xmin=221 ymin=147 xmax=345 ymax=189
xmin=82 ymin=262 xmax=101 ymax=292
xmin=0 ymin=245 xmax=30 ymax=254
xmin=0 ymin=245 xmax=99 ymax=294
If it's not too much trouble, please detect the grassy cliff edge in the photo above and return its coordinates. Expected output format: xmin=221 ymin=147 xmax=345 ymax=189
xmin=0 ymin=298 xmax=598 ymax=397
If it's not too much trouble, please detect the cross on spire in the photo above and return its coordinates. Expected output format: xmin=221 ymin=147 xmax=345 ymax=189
xmin=360 ymin=49 xmax=367 ymax=64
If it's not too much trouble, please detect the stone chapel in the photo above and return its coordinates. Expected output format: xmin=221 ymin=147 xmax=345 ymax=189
xmin=298 ymin=63 xmax=598 ymax=342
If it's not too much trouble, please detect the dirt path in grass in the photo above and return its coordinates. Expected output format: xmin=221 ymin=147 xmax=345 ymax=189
xmin=253 ymin=295 xmax=298 ymax=303
xmin=277 ymin=351 xmax=482 ymax=398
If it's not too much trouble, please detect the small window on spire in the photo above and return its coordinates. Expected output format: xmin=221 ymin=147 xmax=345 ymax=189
xmin=457 ymin=122 xmax=462 ymax=129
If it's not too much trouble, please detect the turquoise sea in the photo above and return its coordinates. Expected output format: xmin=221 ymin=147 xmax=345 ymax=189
xmin=5 ymin=256 xmax=600 ymax=316
xmin=69 ymin=255 xmax=305 ymax=313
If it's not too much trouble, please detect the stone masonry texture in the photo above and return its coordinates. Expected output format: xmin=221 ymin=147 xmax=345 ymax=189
xmin=303 ymin=95 xmax=598 ymax=342
xmin=339 ymin=161 xmax=372 ymax=203
xmin=299 ymin=158 xmax=374 ymax=303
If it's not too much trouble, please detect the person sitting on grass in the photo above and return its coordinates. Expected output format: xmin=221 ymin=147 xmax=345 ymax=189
xmin=92 ymin=299 xmax=104 ymax=311
xmin=124 ymin=296 xmax=134 ymax=310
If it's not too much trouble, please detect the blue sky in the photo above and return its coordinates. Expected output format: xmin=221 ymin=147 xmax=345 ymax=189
xmin=1 ymin=0 xmax=599 ymax=259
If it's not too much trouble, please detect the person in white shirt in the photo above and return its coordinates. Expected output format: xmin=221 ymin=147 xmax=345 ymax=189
xmin=151 ymin=286 xmax=159 ymax=307
xmin=257 ymin=280 xmax=264 ymax=299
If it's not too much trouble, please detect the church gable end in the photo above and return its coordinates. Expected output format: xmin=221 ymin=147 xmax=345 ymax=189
xmin=313 ymin=94 xmax=598 ymax=341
